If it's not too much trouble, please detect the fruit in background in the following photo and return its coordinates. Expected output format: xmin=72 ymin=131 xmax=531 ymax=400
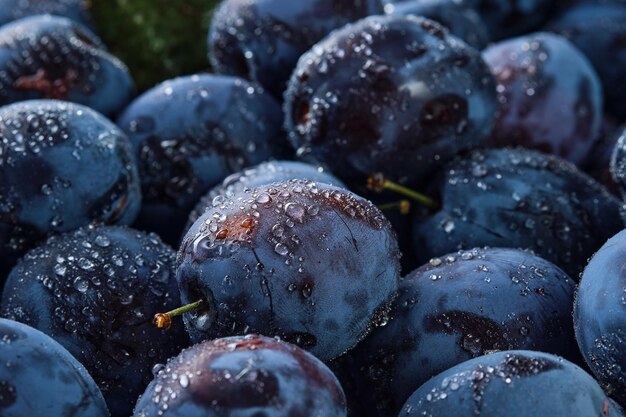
xmin=339 ymin=247 xmax=579 ymax=417
xmin=1 ymin=225 xmax=188 ymax=417
xmin=285 ymin=15 xmax=497 ymax=189
xmin=133 ymin=334 xmax=347 ymax=417
xmin=400 ymin=350 xmax=623 ymax=417
xmin=0 ymin=100 xmax=141 ymax=285
xmin=385 ymin=0 xmax=490 ymax=49
xmin=582 ymin=116 xmax=622 ymax=193
xmin=0 ymin=0 xmax=92 ymax=29
xmin=413 ymin=148 xmax=624 ymax=278
xmin=117 ymin=74 xmax=283 ymax=245
xmin=384 ymin=0 xmax=558 ymax=40
xmin=208 ymin=0 xmax=382 ymax=98
xmin=0 ymin=15 xmax=134 ymax=116
xmin=610 ymin=125 xmax=626 ymax=197
xmin=0 ymin=318 xmax=109 ymax=417
xmin=574 ymin=228 xmax=626 ymax=405
xmin=483 ymin=32 xmax=603 ymax=166
xmin=548 ymin=2 xmax=626 ymax=119
xmin=186 ymin=160 xmax=345 ymax=236
xmin=176 ymin=180 xmax=400 ymax=361
xmin=89 ymin=0 xmax=219 ymax=91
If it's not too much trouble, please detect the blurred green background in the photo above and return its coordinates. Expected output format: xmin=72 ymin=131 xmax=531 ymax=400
xmin=90 ymin=0 xmax=221 ymax=91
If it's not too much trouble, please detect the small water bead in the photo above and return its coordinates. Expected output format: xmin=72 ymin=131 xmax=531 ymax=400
xmin=271 ymin=224 xmax=285 ymax=237
xmin=152 ymin=362 xmax=165 ymax=378
xmin=94 ymin=235 xmax=111 ymax=247
xmin=285 ymin=202 xmax=306 ymax=222
xmin=429 ymin=258 xmax=443 ymax=267
xmin=301 ymin=284 xmax=313 ymax=298
xmin=73 ymin=277 xmax=89 ymax=293
xmin=78 ymin=257 xmax=95 ymax=271
xmin=53 ymin=263 xmax=66 ymax=276
xmin=255 ymin=193 xmax=272 ymax=204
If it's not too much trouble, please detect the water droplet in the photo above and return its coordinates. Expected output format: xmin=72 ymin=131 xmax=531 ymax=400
xmin=53 ymin=264 xmax=66 ymax=276
xmin=274 ymin=243 xmax=289 ymax=256
xmin=255 ymin=193 xmax=271 ymax=204
xmin=95 ymin=235 xmax=111 ymax=247
xmin=429 ymin=258 xmax=442 ymax=267
xmin=77 ymin=258 xmax=94 ymax=271
xmin=285 ymin=203 xmax=306 ymax=222
xmin=73 ymin=277 xmax=88 ymax=293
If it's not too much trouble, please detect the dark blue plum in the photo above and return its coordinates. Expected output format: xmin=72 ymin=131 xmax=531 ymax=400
xmin=399 ymin=350 xmax=621 ymax=417
xmin=208 ymin=0 xmax=382 ymax=98
xmin=413 ymin=148 xmax=624 ymax=278
xmin=0 ymin=0 xmax=92 ymax=29
xmin=548 ymin=2 xmax=626 ymax=118
xmin=1 ymin=225 xmax=188 ymax=417
xmin=483 ymin=32 xmax=603 ymax=166
xmin=117 ymin=74 xmax=283 ymax=245
xmin=610 ymin=125 xmax=626 ymax=197
xmin=133 ymin=334 xmax=346 ymax=417
xmin=574 ymin=228 xmax=626 ymax=405
xmin=177 ymin=180 xmax=400 ymax=361
xmin=385 ymin=0 xmax=490 ymax=49
xmin=0 ymin=318 xmax=109 ymax=417
xmin=285 ymin=15 xmax=497 ymax=189
xmin=185 ymin=160 xmax=345 ymax=235
xmin=340 ymin=247 xmax=578 ymax=417
xmin=0 ymin=15 xmax=133 ymax=116
xmin=583 ymin=116 xmax=621 ymax=193
xmin=464 ymin=0 xmax=557 ymax=40
xmin=0 ymin=100 xmax=141 ymax=286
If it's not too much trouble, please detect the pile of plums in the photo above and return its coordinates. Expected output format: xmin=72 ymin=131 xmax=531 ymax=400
xmin=1 ymin=1 xmax=626 ymax=416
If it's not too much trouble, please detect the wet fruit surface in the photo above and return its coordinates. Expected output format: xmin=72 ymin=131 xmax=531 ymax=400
xmin=0 ymin=15 xmax=134 ymax=116
xmin=610 ymin=125 xmax=626 ymax=197
xmin=1 ymin=2 xmax=625 ymax=415
xmin=177 ymin=180 xmax=400 ymax=361
xmin=1 ymin=225 xmax=188 ymax=417
xmin=133 ymin=334 xmax=347 ymax=417
xmin=209 ymin=0 xmax=382 ymax=98
xmin=575 ymin=228 xmax=626 ymax=405
xmin=400 ymin=350 xmax=621 ymax=417
xmin=186 ymin=160 xmax=345 ymax=236
xmin=413 ymin=148 xmax=624 ymax=278
xmin=117 ymin=74 xmax=283 ymax=245
xmin=0 ymin=100 xmax=141 ymax=284
xmin=385 ymin=0 xmax=490 ymax=49
xmin=483 ymin=32 xmax=603 ymax=165
xmin=285 ymin=14 xmax=497 ymax=188
xmin=0 ymin=318 xmax=109 ymax=417
xmin=340 ymin=247 xmax=579 ymax=417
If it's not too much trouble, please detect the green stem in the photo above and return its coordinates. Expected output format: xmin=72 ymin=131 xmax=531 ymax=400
xmin=154 ymin=299 xmax=205 ymax=329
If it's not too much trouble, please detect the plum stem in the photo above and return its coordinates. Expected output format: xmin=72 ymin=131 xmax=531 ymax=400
xmin=154 ymin=299 xmax=205 ymax=330
xmin=378 ymin=200 xmax=411 ymax=215
xmin=368 ymin=173 xmax=438 ymax=210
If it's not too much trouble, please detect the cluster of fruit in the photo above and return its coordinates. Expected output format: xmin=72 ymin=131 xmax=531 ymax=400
xmin=1 ymin=1 xmax=626 ymax=416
